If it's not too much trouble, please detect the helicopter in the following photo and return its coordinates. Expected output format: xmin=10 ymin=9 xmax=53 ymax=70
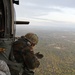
xmin=0 ymin=0 xmax=29 ymax=63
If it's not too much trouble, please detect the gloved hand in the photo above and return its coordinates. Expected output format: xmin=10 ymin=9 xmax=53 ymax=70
xmin=35 ymin=52 xmax=44 ymax=59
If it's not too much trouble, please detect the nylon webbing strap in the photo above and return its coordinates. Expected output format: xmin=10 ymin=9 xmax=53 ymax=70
xmin=7 ymin=60 xmax=23 ymax=71
xmin=1 ymin=51 xmax=23 ymax=71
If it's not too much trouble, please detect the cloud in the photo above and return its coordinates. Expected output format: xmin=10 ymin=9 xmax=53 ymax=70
xmin=37 ymin=7 xmax=75 ymax=23
xmin=20 ymin=0 xmax=75 ymax=8
xmin=14 ymin=0 xmax=75 ymax=25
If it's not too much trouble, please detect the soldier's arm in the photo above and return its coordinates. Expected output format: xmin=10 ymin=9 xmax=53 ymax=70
xmin=23 ymin=50 xmax=40 ymax=69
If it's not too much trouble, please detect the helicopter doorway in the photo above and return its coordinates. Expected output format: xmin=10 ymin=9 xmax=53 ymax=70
xmin=0 ymin=0 xmax=5 ymax=38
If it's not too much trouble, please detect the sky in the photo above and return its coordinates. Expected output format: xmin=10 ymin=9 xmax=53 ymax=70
xmin=14 ymin=0 xmax=75 ymax=27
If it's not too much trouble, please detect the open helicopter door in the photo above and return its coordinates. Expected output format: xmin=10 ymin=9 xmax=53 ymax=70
xmin=0 ymin=0 xmax=15 ymax=62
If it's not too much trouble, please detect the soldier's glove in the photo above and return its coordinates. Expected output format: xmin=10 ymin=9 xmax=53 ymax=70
xmin=35 ymin=52 xmax=44 ymax=59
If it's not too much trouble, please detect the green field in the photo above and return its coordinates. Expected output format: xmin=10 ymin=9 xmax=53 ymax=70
xmin=34 ymin=31 xmax=75 ymax=75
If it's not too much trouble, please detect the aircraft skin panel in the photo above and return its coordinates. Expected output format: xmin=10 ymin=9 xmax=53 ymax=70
xmin=10 ymin=0 xmax=15 ymax=37
xmin=3 ymin=0 xmax=15 ymax=38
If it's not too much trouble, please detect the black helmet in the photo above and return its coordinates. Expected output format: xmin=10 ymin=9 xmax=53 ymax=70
xmin=25 ymin=33 xmax=38 ymax=45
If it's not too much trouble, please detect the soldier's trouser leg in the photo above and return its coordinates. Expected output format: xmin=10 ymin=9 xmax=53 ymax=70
xmin=0 ymin=71 xmax=6 ymax=75
xmin=0 ymin=60 xmax=11 ymax=75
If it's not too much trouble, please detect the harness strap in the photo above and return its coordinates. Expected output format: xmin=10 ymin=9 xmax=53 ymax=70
xmin=7 ymin=60 xmax=23 ymax=71
xmin=0 ymin=49 xmax=22 ymax=71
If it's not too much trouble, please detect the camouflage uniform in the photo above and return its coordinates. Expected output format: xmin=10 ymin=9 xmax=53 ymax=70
xmin=9 ymin=33 xmax=40 ymax=75
xmin=0 ymin=60 xmax=11 ymax=75
xmin=12 ymin=37 xmax=40 ymax=69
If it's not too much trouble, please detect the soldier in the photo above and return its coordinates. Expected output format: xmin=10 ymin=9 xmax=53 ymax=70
xmin=0 ymin=60 xmax=11 ymax=75
xmin=9 ymin=33 xmax=43 ymax=75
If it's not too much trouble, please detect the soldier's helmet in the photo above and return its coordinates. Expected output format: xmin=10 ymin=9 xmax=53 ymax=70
xmin=25 ymin=33 xmax=38 ymax=45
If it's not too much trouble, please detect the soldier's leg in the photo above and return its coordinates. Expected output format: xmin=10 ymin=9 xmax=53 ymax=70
xmin=0 ymin=71 xmax=6 ymax=75
xmin=0 ymin=60 xmax=11 ymax=75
